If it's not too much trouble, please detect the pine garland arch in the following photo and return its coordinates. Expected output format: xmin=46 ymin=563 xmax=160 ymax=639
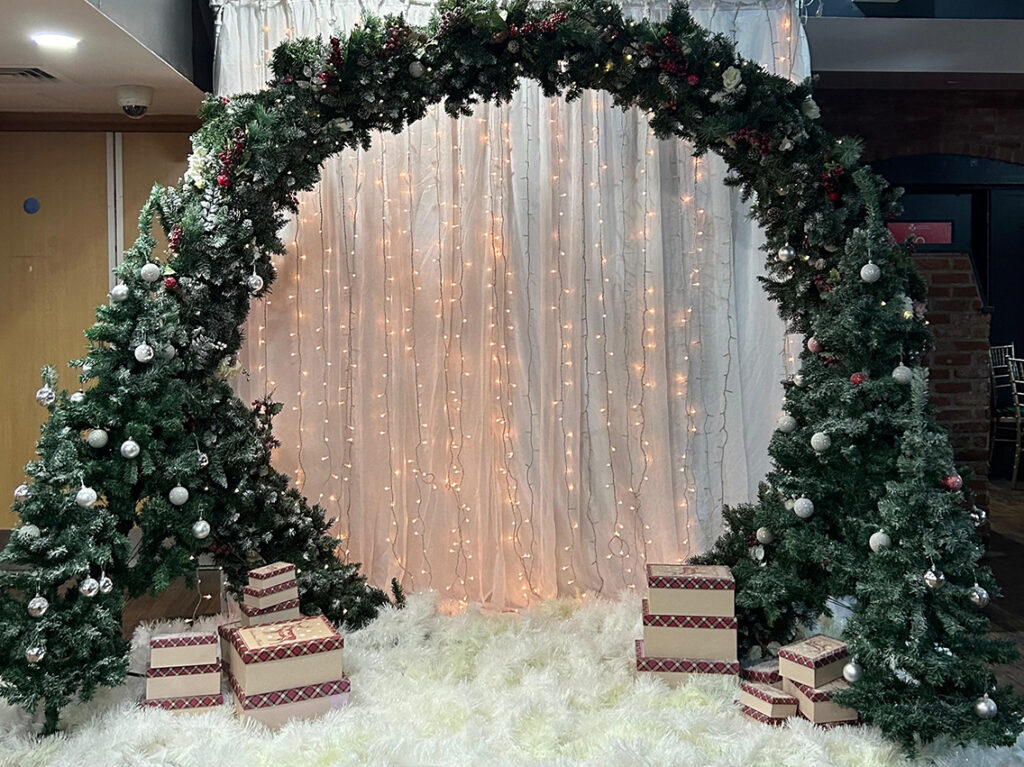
xmin=4 ymin=0 xmax=1020 ymax=748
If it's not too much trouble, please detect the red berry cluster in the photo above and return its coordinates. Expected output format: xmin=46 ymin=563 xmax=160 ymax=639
xmin=217 ymin=128 xmax=247 ymax=189
xmin=437 ymin=9 xmax=463 ymax=35
xmin=821 ymin=164 xmax=844 ymax=203
xmin=520 ymin=10 xmax=568 ymax=34
xmin=168 ymin=225 xmax=183 ymax=253
xmin=207 ymin=541 xmax=231 ymax=558
xmin=651 ymin=33 xmax=699 ymax=85
xmin=328 ymin=36 xmax=344 ymax=71
xmin=734 ymin=128 xmax=771 ymax=156
xmin=812 ymin=274 xmax=833 ymax=293
xmin=163 ymin=276 xmax=178 ymax=290
xmin=383 ymin=25 xmax=407 ymax=57
xmin=850 ymin=372 xmax=867 ymax=386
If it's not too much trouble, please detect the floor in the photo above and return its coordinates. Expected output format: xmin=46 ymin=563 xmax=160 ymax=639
xmin=986 ymin=480 xmax=1024 ymax=689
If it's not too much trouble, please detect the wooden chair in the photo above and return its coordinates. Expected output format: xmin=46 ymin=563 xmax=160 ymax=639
xmin=994 ymin=356 xmax=1023 ymax=488
xmin=989 ymin=344 xmax=1016 ymax=463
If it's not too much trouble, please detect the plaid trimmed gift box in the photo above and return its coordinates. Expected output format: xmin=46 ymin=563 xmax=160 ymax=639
xmin=782 ymin=677 xmax=859 ymax=725
xmin=739 ymin=680 xmax=798 ymax=721
xmin=247 ymin=561 xmax=296 ymax=591
xmin=641 ymin=598 xmax=737 ymax=661
xmin=739 ymin=703 xmax=791 ymax=726
xmin=226 ymin=615 xmax=344 ymax=696
xmin=739 ymin=658 xmax=783 ymax=689
xmin=141 ymin=693 xmax=224 ymax=715
xmin=240 ymin=597 xmax=302 ymax=627
xmin=145 ymin=662 xmax=222 ymax=700
xmin=778 ymin=635 xmax=849 ymax=688
xmin=646 ymin=564 xmax=735 ymax=618
xmin=242 ymin=578 xmax=300 ymax=611
xmin=149 ymin=631 xmax=218 ymax=669
xmin=228 ymin=670 xmax=349 ymax=730
xmin=635 ymin=639 xmax=738 ymax=688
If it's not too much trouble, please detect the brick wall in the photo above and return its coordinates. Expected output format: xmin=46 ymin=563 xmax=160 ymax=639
xmin=816 ymin=89 xmax=1024 ymax=164
xmin=913 ymin=253 xmax=991 ymax=505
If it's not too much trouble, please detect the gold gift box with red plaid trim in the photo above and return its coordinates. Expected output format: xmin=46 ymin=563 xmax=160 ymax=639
xmin=739 ymin=680 xmax=798 ymax=722
xmin=149 ymin=631 xmax=219 ymax=669
xmin=240 ymin=597 xmax=302 ymax=627
xmin=646 ymin=564 xmax=735 ymax=618
xmin=640 ymin=598 xmax=737 ymax=661
xmin=782 ymin=677 xmax=859 ymax=725
xmin=634 ymin=639 xmax=738 ymax=687
xmin=145 ymin=662 xmax=222 ymax=700
xmin=228 ymin=671 xmax=350 ymax=730
xmin=225 ymin=615 xmax=344 ymax=696
xmin=777 ymin=634 xmax=849 ymax=689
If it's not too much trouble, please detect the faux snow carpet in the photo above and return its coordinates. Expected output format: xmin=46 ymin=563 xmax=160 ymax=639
xmin=1 ymin=592 xmax=1021 ymax=767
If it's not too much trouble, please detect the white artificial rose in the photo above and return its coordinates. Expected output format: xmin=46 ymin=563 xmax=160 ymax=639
xmin=185 ymin=144 xmax=212 ymax=189
xmin=779 ymin=136 xmax=793 ymax=152
xmin=802 ymin=97 xmax=821 ymax=120
xmin=722 ymin=66 xmax=742 ymax=93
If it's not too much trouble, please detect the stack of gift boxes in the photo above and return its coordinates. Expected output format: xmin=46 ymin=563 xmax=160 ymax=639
xmin=240 ymin=561 xmax=302 ymax=626
xmin=635 ymin=564 xmax=739 ymax=685
xmin=739 ymin=634 xmax=859 ymax=726
xmin=141 ymin=632 xmax=224 ymax=715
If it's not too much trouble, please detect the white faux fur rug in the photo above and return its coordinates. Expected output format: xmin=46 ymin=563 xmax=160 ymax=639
xmin=1 ymin=591 xmax=1021 ymax=767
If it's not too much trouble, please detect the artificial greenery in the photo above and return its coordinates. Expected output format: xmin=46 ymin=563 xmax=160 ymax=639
xmin=2 ymin=0 xmax=1018 ymax=748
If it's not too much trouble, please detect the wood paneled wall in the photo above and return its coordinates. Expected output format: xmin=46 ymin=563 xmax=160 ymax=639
xmin=0 ymin=132 xmax=189 ymax=528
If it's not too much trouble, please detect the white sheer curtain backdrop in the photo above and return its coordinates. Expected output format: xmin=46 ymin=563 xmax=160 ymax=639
xmin=217 ymin=0 xmax=809 ymax=609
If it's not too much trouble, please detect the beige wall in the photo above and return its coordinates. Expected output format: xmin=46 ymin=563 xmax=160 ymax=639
xmin=0 ymin=132 xmax=189 ymax=528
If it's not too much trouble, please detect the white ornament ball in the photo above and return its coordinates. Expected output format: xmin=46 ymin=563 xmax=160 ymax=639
xmin=19 ymin=523 xmax=40 ymax=539
xmin=161 ymin=345 xmax=176 ymax=361
xmin=408 ymin=60 xmax=426 ymax=78
xmin=892 ymin=364 xmax=913 ymax=385
xmin=14 ymin=484 xmax=31 ymax=502
xmin=70 ymin=391 xmax=86 ymax=404
xmin=110 ymin=283 xmax=130 ymax=303
xmin=843 ymin=660 xmax=863 ymax=683
xmin=192 ymin=519 xmax=211 ymax=540
xmin=120 ymin=439 xmax=140 ymax=459
xmin=974 ymin=694 xmax=998 ymax=720
xmin=25 ymin=646 xmax=46 ymax=664
xmin=75 ymin=486 xmax=98 ymax=508
xmin=794 ymin=497 xmax=815 ymax=519
xmin=87 ymin=429 xmax=109 ymax=449
xmin=792 ymin=373 xmax=806 ymax=388
xmin=756 ymin=527 xmax=774 ymax=545
xmin=140 ymin=262 xmax=162 ymax=283
xmin=99 ymin=575 xmax=114 ymax=595
xmin=168 ymin=485 xmax=189 ymax=506
xmin=79 ymin=577 xmax=100 ymax=598
xmin=35 ymin=386 xmax=56 ymax=407
xmin=776 ymin=414 xmax=797 ymax=433
xmin=811 ymin=432 xmax=831 ymax=453
xmin=777 ymin=244 xmax=797 ymax=263
xmin=869 ymin=530 xmax=891 ymax=552
xmin=246 ymin=273 xmax=265 ymax=293
xmin=134 ymin=343 xmax=155 ymax=363
xmin=969 ymin=583 xmax=990 ymax=608
xmin=924 ymin=568 xmax=946 ymax=590
xmin=860 ymin=261 xmax=881 ymax=283
xmin=28 ymin=595 xmax=49 ymax=618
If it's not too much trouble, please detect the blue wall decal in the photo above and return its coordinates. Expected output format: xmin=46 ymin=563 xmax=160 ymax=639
xmin=23 ymin=197 xmax=41 ymax=214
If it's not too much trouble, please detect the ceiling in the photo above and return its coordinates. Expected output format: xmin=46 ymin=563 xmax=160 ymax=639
xmin=0 ymin=0 xmax=204 ymax=115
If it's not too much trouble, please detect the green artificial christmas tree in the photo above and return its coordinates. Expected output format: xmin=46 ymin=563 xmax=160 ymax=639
xmin=1 ymin=0 xmax=1018 ymax=749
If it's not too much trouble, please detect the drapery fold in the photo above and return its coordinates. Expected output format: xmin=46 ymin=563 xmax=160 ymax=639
xmin=218 ymin=0 xmax=810 ymax=608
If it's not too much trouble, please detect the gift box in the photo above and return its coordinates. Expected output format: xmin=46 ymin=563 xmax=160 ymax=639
xmin=739 ymin=681 xmax=798 ymax=722
xmin=641 ymin=599 xmax=737 ymax=661
xmin=149 ymin=632 xmax=219 ymax=669
xmin=229 ymin=671 xmax=349 ymax=730
xmin=225 ymin=615 xmax=344 ymax=696
xmin=739 ymin=703 xmax=791 ymax=726
xmin=777 ymin=635 xmax=848 ymax=689
xmin=240 ymin=598 xmax=302 ymax=627
xmin=739 ymin=658 xmax=783 ymax=689
xmin=247 ymin=561 xmax=296 ymax=591
xmin=219 ymin=621 xmax=241 ymax=667
xmin=783 ymin=677 xmax=859 ymax=725
xmin=635 ymin=639 xmax=738 ymax=687
xmin=145 ymin=662 xmax=222 ymax=700
xmin=646 ymin=564 xmax=735 ymax=617
xmin=242 ymin=578 xmax=299 ymax=611
xmin=141 ymin=693 xmax=224 ymax=715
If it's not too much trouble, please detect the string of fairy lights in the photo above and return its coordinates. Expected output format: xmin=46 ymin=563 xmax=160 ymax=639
xmin=228 ymin=0 xmax=805 ymax=608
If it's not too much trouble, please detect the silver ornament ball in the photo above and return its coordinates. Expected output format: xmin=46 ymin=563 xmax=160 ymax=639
xmin=892 ymin=364 xmax=913 ymax=385
xmin=777 ymin=244 xmax=797 ymax=263
xmin=792 ymin=373 xmax=806 ymax=388
xmin=134 ymin=343 xmax=155 ymax=363
xmin=35 ymin=386 xmax=56 ymax=407
xmin=408 ymin=60 xmax=426 ymax=78
xmin=811 ymin=432 xmax=831 ymax=453
xmin=19 ymin=523 xmax=40 ymax=539
xmin=87 ymin=429 xmax=109 ymax=449
xmin=860 ymin=261 xmax=881 ymax=283
xmin=192 ymin=518 xmax=211 ymax=540
xmin=140 ymin=262 xmax=162 ymax=283
xmin=924 ymin=568 xmax=946 ymax=590
xmin=869 ymin=530 xmax=891 ymax=553
xmin=776 ymin=414 xmax=797 ymax=434
xmin=27 ymin=595 xmax=49 ymax=618
xmin=843 ymin=660 xmax=863 ymax=683
xmin=794 ymin=497 xmax=815 ymax=519
xmin=974 ymin=694 xmax=998 ymax=720
xmin=168 ymin=485 xmax=189 ymax=506
xmin=14 ymin=483 xmax=31 ymax=502
xmin=749 ymin=545 xmax=765 ymax=562
xmin=756 ymin=527 xmax=774 ymax=545
xmin=110 ymin=283 xmax=130 ymax=303
xmin=70 ymin=391 xmax=86 ymax=404
xmin=75 ymin=486 xmax=98 ymax=508
xmin=25 ymin=646 xmax=46 ymax=664
xmin=246 ymin=273 xmax=265 ymax=293
xmin=120 ymin=439 xmax=140 ymax=459
xmin=969 ymin=584 xmax=990 ymax=608
xmin=161 ymin=344 xmax=176 ymax=361
xmin=196 ymin=452 xmax=210 ymax=468
xmin=79 ymin=577 xmax=100 ymax=598
xmin=99 ymin=575 xmax=114 ymax=595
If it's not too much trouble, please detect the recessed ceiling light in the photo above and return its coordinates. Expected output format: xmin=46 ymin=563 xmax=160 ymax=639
xmin=31 ymin=33 xmax=80 ymax=51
